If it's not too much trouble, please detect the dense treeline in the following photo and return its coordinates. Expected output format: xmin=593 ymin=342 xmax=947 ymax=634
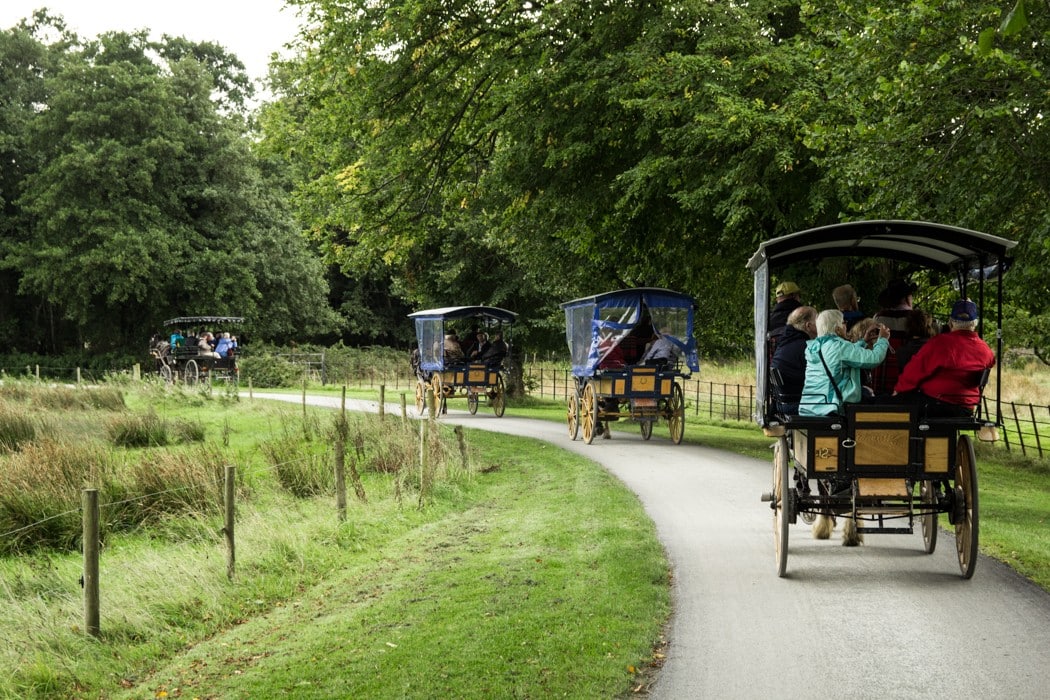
xmin=2 ymin=2 xmax=1048 ymax=361
xmin=261 ymin=0 xmax=1050 ymax=358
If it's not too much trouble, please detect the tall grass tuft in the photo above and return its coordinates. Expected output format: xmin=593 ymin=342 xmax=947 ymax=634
xmin=0 ymin=441 xmax=128 ymax=554
xmin=107 ymin=411 xmax=169 ymax=447
xmin=0 ymin=381 xmax=124 ymax=411
xmin=0 ymin=402 xmax=35 ymax=452
xmin=127 ymin=446 xmax=225 ymax=520
xmin=261 ymin=421 xmax=334 ymax=497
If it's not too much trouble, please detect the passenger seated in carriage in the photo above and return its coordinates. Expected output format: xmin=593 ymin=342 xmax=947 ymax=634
xmin=769 ymin=306 xmax=817 ymax=414
xmin=799 ymin=309 xmax=890 ymax=417
xmin=443 ymin=333 xmax=465 ymax=363
xmin=215 ymin=332 xmax=236 ymax=358
xmin=889 ymin=299 xmax=995 ymax=418
xmin=480 ymin=332 xmax=508 ymax=366
xmin=638 ymin=326 xmax=683 ymax=371
xmin=198 ymin=332 xmax=220 ymax=359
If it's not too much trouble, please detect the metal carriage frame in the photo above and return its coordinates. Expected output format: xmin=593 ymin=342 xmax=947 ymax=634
xmin=749 ymin=220 xmax=1016 ymax=578
xmin=154 ymin=316 xmax=244 ymax=387
xmin=408 ymin=305 xmax=517 ymax=417
xmin=561 ymin=288 xmax=700 ymax=444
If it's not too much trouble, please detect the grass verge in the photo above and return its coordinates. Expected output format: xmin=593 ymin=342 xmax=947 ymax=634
xmin=0 ymin=385 xmax=667 ymax=699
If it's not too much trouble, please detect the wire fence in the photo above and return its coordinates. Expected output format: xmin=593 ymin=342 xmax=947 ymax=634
xmin=994 ymin=400 xmax=1050 ymax=459
xmin=527 ymin=367 xmax=1050 ymax=459
xmin=523 ymin=366 xmax=755 ymax=422
xmin=3 ymin=360 xmax=1048 ymax=459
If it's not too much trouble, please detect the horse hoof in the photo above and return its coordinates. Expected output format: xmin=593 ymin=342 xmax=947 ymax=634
xmin=812 ymin=515 xmax=834 ymax=540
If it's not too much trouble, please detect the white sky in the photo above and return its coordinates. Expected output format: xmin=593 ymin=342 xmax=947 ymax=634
xmin=0 ymin=1 xmax=303 ymax=87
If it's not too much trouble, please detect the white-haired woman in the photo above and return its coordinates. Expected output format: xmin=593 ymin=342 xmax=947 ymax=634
xmin=800 ymin=309 xmax=890 ymax=417
xmin=801 ymin=309 xmax=891 ymax=544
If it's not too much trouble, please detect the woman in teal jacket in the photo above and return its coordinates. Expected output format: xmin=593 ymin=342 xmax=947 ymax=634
xmin=799 ymin=309 xmax=891 ymax=416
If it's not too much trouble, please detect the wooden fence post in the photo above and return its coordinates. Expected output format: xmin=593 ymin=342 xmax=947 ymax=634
xmin=335 ymin=429 xmax=347 ymax=522
xmin=379 ymin=385 xmax=386 ymax=420
xmin=77 ymin=367 xmax=83 ymax=385
xmin=224 ymin=465 xmax=236 ymax=580
xmin=400 ymin=392 xmax=407 ymax=421
xmin=82 ymin=488 xmax=100 ymax=637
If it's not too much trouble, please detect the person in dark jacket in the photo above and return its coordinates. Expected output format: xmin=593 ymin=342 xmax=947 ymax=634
xmin=769 ymin=281 xmax=802 ymax=330
xmin=770 ymin=306 xmax=817 ymax=414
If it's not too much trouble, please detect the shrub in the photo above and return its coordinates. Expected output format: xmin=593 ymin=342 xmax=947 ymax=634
xmin=239 ymin=354 xmax=300 ymax=388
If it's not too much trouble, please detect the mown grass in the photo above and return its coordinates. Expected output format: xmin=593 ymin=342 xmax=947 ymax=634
xmin=0 ymin=381 xmax=667 ymax=699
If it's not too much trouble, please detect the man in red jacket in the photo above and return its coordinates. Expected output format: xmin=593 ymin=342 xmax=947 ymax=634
xmin=891 ymin=299 xmax=995 ymax=417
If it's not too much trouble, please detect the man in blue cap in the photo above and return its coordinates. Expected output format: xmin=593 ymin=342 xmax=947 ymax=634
xmin=891 ymin=299 xmax=995 ymax=416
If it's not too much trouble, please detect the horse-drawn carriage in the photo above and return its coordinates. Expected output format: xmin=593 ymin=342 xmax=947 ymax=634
xmin=749 ymin=221 xmax=1015 ymax=578
xmin=562 ymin=288 xmax=699 ymax=444
xmin=151 ymin=315 xmax=243 ymax=386
xmin=409 ymin=306 xmax=516 ymax=416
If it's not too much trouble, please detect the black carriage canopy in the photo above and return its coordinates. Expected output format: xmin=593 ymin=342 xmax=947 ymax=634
xmin=747 ymin=220 xmax=1017 ymax=424
xmin=164 ymin=316 xmax=245 ymax=326
xmin=408 ymin=306 xmax=517 ymax=371
xmin=560 ymin=287 xmax=700 ymax=377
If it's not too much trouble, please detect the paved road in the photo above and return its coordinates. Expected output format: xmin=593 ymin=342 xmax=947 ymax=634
xmin=251 ymin=393 xmax=1050 ymax=699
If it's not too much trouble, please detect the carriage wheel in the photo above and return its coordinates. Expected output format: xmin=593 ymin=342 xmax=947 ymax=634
xmin=581 ymin=381 xmax=598 ymax=444
xmin=415 ymin=379 xmax=426 ymax=415
xmin=640 ymin=420 xmax=653 ymax=441
xmin=183 ymin=359 xmax=200 ymax=386
xmin=567 ymin=390 xmax=580 ymax=440
xmin=667 ymin=382 xmax=685 ymax=444
xmin=491 ymin=375 xmax=506 ymax=417
xmin=773 ymin=436 xmax=791 ymax=577
xmin=430 ymin=373 xmax=443 ymax=416
xmin=921 ymin=480 xmax=938 ymax=554
xmin=159 ymin=364 xmax=173 ymax=384
xmin=954 ymin=436 xmax=979 ymax=579
xmin=467 ymin=389 xmax=479 ymax=415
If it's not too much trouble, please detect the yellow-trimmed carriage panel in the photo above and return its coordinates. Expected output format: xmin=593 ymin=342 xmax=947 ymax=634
xmin=924 ymin=437 xmax=951 ymax=473
xmin=857 ymin=478 xmax=910 ymax=496
xmin=632 ymin=374 xmax=656 ymax=392
xmin=854 ymin=411 xmax=912 ymax=423
xmin=853 ymin=429 xmax=910 ymax=466
xmin=813 ymin=436 xmax=840 ymax=472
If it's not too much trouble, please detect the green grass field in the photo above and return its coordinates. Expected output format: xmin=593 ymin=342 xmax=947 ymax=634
xmin=0 ymin=376 xmax=1047 ymax=698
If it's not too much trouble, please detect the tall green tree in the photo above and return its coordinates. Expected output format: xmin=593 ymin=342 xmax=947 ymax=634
xmin=803 ymin=0 xmax=1050 ymax=356
xmin=268 ymin=0 xmax=825 ymax=355
xmin=1 ymin=17 xmax=338 ymax=352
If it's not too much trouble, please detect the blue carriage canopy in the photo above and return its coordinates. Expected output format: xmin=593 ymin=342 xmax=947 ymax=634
xmin=560 ymin=288 xmax=700 ymax=378
xmin=408 ymin=305 xmax=517 ymax=372
xmin=747 ymin=220 xmax=1017 ymax=425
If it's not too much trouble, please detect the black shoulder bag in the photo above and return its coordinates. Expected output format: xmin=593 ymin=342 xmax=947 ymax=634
xmin=817 ymin=347 xmax=845 ymax=406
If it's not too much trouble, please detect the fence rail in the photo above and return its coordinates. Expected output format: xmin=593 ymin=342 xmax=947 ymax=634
xmin=3 ymin=361 xmax=1048 ymax=459
xmin=524 ymin=367 xmax=755 ymax=422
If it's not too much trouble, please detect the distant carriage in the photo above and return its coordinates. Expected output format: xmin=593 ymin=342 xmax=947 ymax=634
xmin=409 ymin=306 xmax=516 ymax=416
xmin=562 ymin=288 xmax=700 ymax=444
xmin=152 ymin=315 xmax=243 ymax=386
xmin=750 ymin=221 xmax=1015 ymax=578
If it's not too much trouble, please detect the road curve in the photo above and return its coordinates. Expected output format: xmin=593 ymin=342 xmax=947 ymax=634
xmin=250 ymin=393 xmax=1050 ymax=699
